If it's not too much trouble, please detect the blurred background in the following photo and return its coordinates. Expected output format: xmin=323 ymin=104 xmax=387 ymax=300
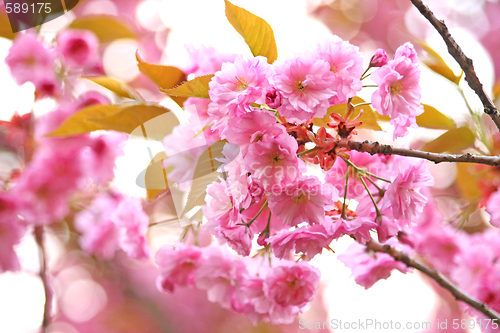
xmin=0 ymin=0 xmax=499 ymax=332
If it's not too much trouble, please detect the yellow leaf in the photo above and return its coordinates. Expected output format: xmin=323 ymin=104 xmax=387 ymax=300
xmin=418 ymin=43 xmax=462 ymax=85
xmin=47 ymin=104 xmax=171 ymax=137
xmin=224 ymin=0 xmax=278 ymax=63
xmin=493 ymin=79 xmax=500 ymax=100
xmin=85 ymin=77 xmax=140 ymax=100
xmin=0 ymin=13 xmax=16 ymax=40
xmin=68 ymin=15 xmax=137 ymax=43
xmin=136 ymin=51 xmax=187 ymax=105
xmin=180 ymin=141 xmax=228 ymax=217
xmin=161 ymin=74 xmax=214 ymax=99
xmin=88 ymin=105 xmax=171 ymax=137
xmin=144 ymin=152 xmax=170 ymax=201
xmin=47 ymin=104 xmax=122 ymax=137
xmin=422 ymin=126 xmax=475 ymax=153
xmin=416 ymin=104 xmax=456 ymax=130
xmin=312 ymin=96 xmax=382 ymax=131
xmin=180 ymin=173 xmax=221 ymax=218
xmin=456 ymin=164 xmax=483 ymax=201
xmin=192 ymin=141 xmax=227 ymax=180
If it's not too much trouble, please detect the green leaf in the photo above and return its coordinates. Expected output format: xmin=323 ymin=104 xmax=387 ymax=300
xmin=47 ymin=104 xmax=171 ymax=137
xmin=422 ymin=126 xmax=475 ymax=153
xmin=418 ymin=43 xmax=462 ymax=85
xmin=313 ymin=96 xmax=382 ymax=131
xmin=136 ymin=51 xmax=187 ymax=105
xmin=0 ymin=13 xmax=16 ymax=40
xmin=161 ymin=74 xmax=214 ymax=99
xmin=224 ymin=0 xmax=278 ymax=63
xmin=85 ymin=77 xmax=140 ymax=100
xmin=416 ymin=104 xmax=456 ymax=130
xmin=68 ymin=15 xmax=137 ymax=43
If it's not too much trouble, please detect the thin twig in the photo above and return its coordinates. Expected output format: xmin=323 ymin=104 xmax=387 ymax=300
xmin=366 ymin=240 xmax=500 ymax=321
xmin=329 ymin=138 xmax=500 ymax=166
xmin=34 ymin=226 xmax=52 ymax=333
xmin=410 ymin=0 xmax=500 ymax=131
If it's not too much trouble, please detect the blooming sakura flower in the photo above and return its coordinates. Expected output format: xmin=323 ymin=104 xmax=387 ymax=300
xmin=263 ymin=262 xmax=320 ymax=307
xmin=195 ymin=246 xmax=247 ymax=310
xmin=224 ymin=110 xmax=285 ymax=154
xmin=267 ymin=224 xmax=331 ymax=260
xmin=75 ymin=193 xmax=150 ymax=261
xmin=57 ymin=29 xmax=100 ymax=69
xmin=384 ymin=157 xmax=434 ymax=220
xmin=324 ymin=217 xmax=378 ymax=244
xmin=268 ymin=176 xmax=337 ymax=226
xmin=183 ymin=44 xmax=237 ymax=76
xmin=338 ymin=242 xmax=411 ymax=289
xmin=216 ymin=225 xmax=253 ymax=257
xmin=370 ymin=49 xmax=388 ymax=67
xmin=203 ymin=181 xmax=241 ymax=229
xmin=315 ymin=35 xmax=364 ymax=105
xmin=76 ymin=91 xmax=111 ymax=109
xmin=113 ymin=196 xmax=151 ymax=261
xmin=155 ymin=243 xmax=203 ymax=292
xmin=272 ymin=55 xmax=335 ymax=123
xmin=371 ymin=42 xmax=424 ymax=139
xmin=244 ymin=133 xmax=300 ymax=191
xmin=82 ymin=133 xmax=126 ymax=184
xmin=209 ymin=55 xmax=270 ymax=118
xmin=5 ymin=33 xmax=56 ymax=86
xmin=486 ymin=190 xmax=500 ymax=228
xmin=0 ymin=194 xmax=25 ymax=272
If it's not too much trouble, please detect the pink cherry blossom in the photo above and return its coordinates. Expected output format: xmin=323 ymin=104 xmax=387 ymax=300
xmin=57 ymin=29 xmax=100 ymax=69
xmin=263 ymin=262 xmax=320 ymax=307
xmin=324 ymin=216 xmax=378 ymax=244
xmin=216 ymin=225 xmax=253 ymax=257
xmin=315 ymin=35 xmax=364 ymax=105
xmin=244 ymin=133 xmax=301 ymax=192
xmin=0 ymin=194 xmax=26 ymax=272
xmin=371 ymin=43 xmax=424 ymax=139
xmin=208 ymin=55 xmax=270 ymax=119
xmin=486 ymin=190 xmax=500 ymax=228
xmin=155 ymin=243 xmax=203 ymax=292
xmin=272 ymin=55 xmax=335 ymax=123
xmin=183 ymin=44 xmax=237 ymax=76
xmin=203 ymin=180 xmax=242 ymax=229
xmin=384 ymin=157 xmax=434 ymax=220
xmin=224 ymin=110 xmax=285 ymax=154
xmin=82 ymin=133 xmax=126 ymax=184
xmin=195 ymin=246 xmax=247 ymax=310
xmin=5 ymin=33 xmax=56 ymax=86
xmin=74 ymin=193 xmax=150 ymax=261
xmin=268 ymin=175 xmax=337 ymax=226
xmin=267 ymin=224 xmax=330 ymax=260
xmin=338 ymin=242 xmax=411 ymax=289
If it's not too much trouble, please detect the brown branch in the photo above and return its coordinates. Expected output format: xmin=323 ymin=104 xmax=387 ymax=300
xmin=410 ymin=0 xmax=500 ymax=131
xmin=34 ymin=226 xmax=53 ymax=333
xmin=329 ymin=138 xmax=500 ymax=166
xmin=366 ymin=240 xmax=500 ymax=321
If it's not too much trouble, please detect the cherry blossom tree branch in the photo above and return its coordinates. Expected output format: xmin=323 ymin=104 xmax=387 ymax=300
xmin=366 ymin=240 xmax=500 ymax=321
xmin=410 ymin=0 xmax=500 ymax=131
xmin=34 ymin=226 xmax=53 ymax=333
xmin=328 ymin=138 xmax=500 ymax=166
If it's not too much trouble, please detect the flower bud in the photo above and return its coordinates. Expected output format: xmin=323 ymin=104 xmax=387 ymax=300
xmin=265 ymin=87 xmax=283 ymax=109
xmin=369 ymin=49 xmax=388 ymax=67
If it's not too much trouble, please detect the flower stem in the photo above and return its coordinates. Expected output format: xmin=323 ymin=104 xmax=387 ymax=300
xmin=297 ymin=146 xmax=321 ymax=157
xmin=360 ymin=176 xmax=383 ymax=217
xmin=341 ymin=167 xmax=350 ymax=219
xmin=245 ymin=199 xmax=269 ymax=227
